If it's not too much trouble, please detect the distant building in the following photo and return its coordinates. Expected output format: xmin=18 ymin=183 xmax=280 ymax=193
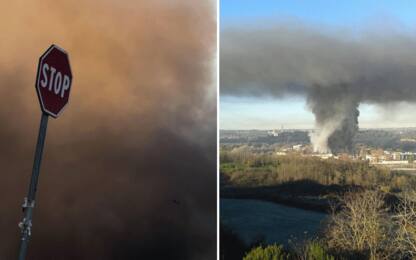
xmin=292 ymin=144 xmax=303 ymax=151
xmin=392 ymin=152 xmax=401 ymax=160
xmin=400 ymin=138 xmax=416 ymax=143
xmin=312 ymin=153 xmax=333 ymax=159
xmin=365 ymin=154 xmax=375 ymax=162
xmin=400 ymin=152 xmax=415 ymax=161
xmin=374 ymin=160 xmax=409 ymax=165
xmin=267 ymin=129 xmax=279 ymax=137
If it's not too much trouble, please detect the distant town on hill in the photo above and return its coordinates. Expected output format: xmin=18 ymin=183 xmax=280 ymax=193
xmin=221 ymin=128 xmax=416 ymax=171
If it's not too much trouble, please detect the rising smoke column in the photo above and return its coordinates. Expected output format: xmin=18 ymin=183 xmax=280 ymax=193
xmin=221 ymin=23 xmax=416 ymax=154
xmin=0 ymin=0 xmax=216 ymax=259
xmin=307 ymin=84 xmax=360 ymax=153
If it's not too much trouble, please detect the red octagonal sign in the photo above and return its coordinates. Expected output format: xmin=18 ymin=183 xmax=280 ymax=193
xmin=36 ymin=44 xmax=72 ymax=118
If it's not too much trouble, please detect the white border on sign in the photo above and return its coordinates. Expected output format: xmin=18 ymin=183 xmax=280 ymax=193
xmin=35 ymin=44 xmax=73 ymax=118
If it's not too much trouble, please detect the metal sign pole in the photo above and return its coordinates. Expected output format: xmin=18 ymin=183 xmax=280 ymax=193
xmin=18 ymin=112 xmax=49 ymax=260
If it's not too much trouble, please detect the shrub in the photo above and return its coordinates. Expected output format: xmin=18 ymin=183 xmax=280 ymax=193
xmin=243 ymin=244 xmax=289 ymax=260
xmin=305 ymin=241 xmax=334 ymax=260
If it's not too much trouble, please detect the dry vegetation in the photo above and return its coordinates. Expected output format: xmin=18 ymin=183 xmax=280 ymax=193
xmin=220 ymin=146 xmax=416 ymax=259
xmin=221 ymin=146 xmax=415 ymax=192
xmin=324 ymin=190 xmax=416 ymax=259
xmin=325 ymin=190 xmax=396 ymax=259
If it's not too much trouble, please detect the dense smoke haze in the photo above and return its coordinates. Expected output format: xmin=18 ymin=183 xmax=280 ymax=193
xmin=0 ymin=0 xmax=216 ymax=259
xmin=221 ymin=23 xmax=416 ymax=153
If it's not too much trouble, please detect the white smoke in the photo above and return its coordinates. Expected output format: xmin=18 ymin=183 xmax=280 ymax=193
xmin=310 ymin=117 xmax=345 ymax=153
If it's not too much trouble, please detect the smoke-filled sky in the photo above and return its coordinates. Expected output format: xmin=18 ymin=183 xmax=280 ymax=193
xmin=0 ymin=0 xmax=216 ymax=259
xmin=220 ymin=0 xmax=416 ymax=130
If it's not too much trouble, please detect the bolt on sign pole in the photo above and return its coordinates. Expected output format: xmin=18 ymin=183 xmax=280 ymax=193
xmin=18 ymin=44 xmax=72 ymax=260
xmin=18 ymin=113 xmax=48 ymax=260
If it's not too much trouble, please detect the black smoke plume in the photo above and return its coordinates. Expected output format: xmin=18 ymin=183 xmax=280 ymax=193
xmin=221 ymin=23 xmax=416 ymax=153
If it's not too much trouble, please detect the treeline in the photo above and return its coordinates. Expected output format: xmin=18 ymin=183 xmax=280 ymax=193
xmin=220 ymin=147 xmax=416 ymax=193
xmin=355 ymin=130 xmax=416 ymax=151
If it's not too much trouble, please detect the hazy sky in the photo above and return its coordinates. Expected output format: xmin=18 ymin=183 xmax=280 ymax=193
xmin=220 ymin=0 xmax=416 ymax=129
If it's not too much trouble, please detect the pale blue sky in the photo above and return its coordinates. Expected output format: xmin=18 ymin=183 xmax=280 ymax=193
xmin=220 ymin=0 xmax=416 ymax=129
xmin=221 ymin=0 xmax=416 ymax=27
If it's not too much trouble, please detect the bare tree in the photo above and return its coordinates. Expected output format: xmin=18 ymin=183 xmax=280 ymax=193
xmin=393 ymin=191 xmax=416 ymax=258
xmin=325 ymin=190 xmax=397 ymax=259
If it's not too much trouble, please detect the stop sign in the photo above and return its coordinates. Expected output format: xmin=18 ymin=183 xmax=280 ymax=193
xmin=35 ymin=44 xmax=72 ymax=118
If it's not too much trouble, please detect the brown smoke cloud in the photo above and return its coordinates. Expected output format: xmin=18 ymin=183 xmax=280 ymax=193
xmin=0 ymin=0 xmax=216 ymax=259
